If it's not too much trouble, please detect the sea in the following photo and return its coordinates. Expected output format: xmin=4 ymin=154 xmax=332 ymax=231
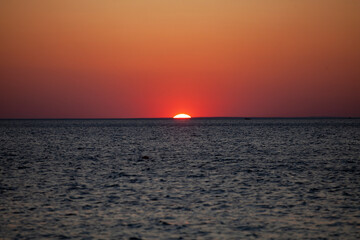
xmin=0 ymin=118 xmax=359 ymax=239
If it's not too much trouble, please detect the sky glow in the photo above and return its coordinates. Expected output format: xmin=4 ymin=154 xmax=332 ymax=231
xmin=0 ymin=1 xmax=359 ymax=118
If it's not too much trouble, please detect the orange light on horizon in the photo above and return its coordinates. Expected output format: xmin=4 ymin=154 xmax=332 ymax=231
xmin=173 ymin=113 xmax=191 ymax=119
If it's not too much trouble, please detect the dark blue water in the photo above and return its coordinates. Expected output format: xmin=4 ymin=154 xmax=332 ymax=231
xmin=1 ymin=118 xmax=359 ymax=239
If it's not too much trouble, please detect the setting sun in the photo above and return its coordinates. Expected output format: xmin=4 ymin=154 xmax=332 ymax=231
xmin=173 ymin=114 xmax=191 ymax=119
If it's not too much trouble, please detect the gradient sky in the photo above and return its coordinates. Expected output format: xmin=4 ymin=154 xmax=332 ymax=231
xmin=1 ymin=0 xmax=359 ymax=118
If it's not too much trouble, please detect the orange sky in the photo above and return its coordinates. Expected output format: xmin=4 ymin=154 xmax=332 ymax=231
xmin=1 ymin=0 xmax=359 ymax=118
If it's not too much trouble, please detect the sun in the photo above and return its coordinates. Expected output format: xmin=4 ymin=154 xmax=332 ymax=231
xmin=173 ymin=113 xmax=191 ymax=119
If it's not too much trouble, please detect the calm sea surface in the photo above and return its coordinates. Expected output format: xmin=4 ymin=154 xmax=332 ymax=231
xmin=0 ymin=118 xmax=359 ymax=239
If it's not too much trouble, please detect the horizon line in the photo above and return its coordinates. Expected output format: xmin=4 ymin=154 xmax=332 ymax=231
xmin=0 ymin=116 xmax=358 ymax=120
